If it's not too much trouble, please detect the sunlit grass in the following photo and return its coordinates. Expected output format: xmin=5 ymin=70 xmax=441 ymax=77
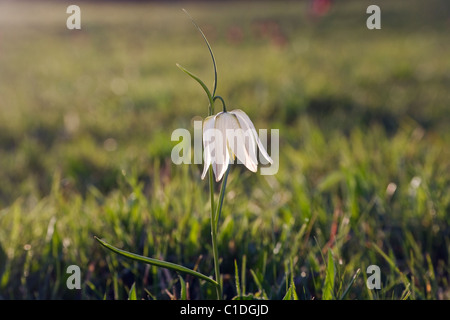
xmin=0 ymin=0 xmax=449 ymax=299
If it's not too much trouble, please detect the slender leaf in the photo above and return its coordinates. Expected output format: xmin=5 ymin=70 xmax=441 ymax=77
xmin=176 ymin=63 xmax=213 ymax=107
xmin=283 ymin=258 xmax=299 ymax=300
xmin=340 ymin=268 xmax=360 ymax=300
xmin=179 ymin=276 xmax=187 ymax=300
xmin=241 ymin=255 xmax=247 ymax=296
xmin=234 ymin=259 xmax=241 ymax=298
xmin=401 ymin=283 xmax=411 ymax=300
xmin=181 ymin=9 xmax=218 ymax=97
xmin=283 ymin=277 xmax=298 ymax=300
xmin=282 ymin=284 xmax=293 ymax=300
xmin=128 ymin=282 xmax=137 ymax=300
xmin=291 ymin=276 xmax=298 ymax=300
xmin=371 ymin=242 xmax=410 ymax=286
xmin=250 ymin=269 xmax=268 ymax=299
xmin=94 ymin=236 xmax=218 ymax=287
xmin=322 ymin=250 xmax=335 ymax=300
xmin=215 ymin=166 xmax=230 ymax=230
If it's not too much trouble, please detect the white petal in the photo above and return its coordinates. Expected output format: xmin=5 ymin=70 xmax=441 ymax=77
xmin=230 ymin=109 xmax=273 ymax=164
xmin=222 ymin=113 xmax=257 ymax=172
xmin=214 ymin=113 xmax=231 ymax=181
xmin=228 ymin=111 xmax=258 ymax=172
xmin=215 ymin=143 xmax=230 ymax=182
xmin=201 ymin=115 xmax=216 ymax=180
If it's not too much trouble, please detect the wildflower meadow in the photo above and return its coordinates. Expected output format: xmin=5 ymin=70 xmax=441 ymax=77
xmin=0 ymin=0 xmax=449 ymax=304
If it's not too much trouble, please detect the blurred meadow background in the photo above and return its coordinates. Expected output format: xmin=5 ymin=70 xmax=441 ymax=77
xmin=0 ymin=0 xmax=449 ymax=299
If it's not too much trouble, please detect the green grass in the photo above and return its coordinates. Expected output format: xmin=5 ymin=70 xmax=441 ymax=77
xmin=0 ymin=0 xmax=449 ymax=300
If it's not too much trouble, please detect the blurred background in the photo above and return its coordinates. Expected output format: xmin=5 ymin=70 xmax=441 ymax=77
xmin=0 ymin=0 xmax=449 ymax=300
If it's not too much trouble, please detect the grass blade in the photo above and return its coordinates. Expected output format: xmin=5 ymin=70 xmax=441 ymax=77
xmin=283 ymin=278 xmax=298 ymax=300
xmin=282 ymin=284 xmax=293 ymax=300
xmin=283 ymin=258 xmax=299 ymax=300
xmin=179 ymin=276 xmax=187 ymax=300
xmin=340 ymin=268 xmax=361 ymax=300
xmin=371 ymin=242 xmax=410 ymax=287
xmin=322 ymin=250 xmax=335 ymax=300
xmin=94 ymin=236 xmax=218 ymax=287
xmin=128 ymin=282 xmax=137 ymax=300
xmin=250 ymin=269 xmax=268 ymax=299
xmin=241 ymin=255 xmax=247 ymax=296
xmin=235 ymin=259 xmax=241 ymax=298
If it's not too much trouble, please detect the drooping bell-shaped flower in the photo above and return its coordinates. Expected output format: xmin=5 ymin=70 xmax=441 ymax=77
xmin=201 ymin=109 xmax=273 ymax=182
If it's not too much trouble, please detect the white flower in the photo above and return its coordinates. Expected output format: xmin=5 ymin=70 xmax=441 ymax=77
xmin=201 ymin=109 xmax=273 ymax=182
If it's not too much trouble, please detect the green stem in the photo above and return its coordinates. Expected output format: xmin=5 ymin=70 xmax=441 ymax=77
xmin=208 ymin=89 xmax=221 ymax=300
xmin=210 ymin=161 xmax=229 ymax=300
xmin=213 ymin=96 xmax=227 ymax=113
xmin=181 ymin=10 xmax=222 ymax=299
xmin=215 ymin=166 xmax=230 ymax=231
xmin=209 ymin=167 xmax=222 ymax=299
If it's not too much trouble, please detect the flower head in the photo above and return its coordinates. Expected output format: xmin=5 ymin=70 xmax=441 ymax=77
xmin=201 ymin=109 xmax=273 ymax=182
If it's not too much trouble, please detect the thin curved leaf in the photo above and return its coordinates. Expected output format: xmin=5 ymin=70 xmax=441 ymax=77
xmin=181 ymin=9 xmax=218 ymax=97
xmin=176 ymin=63 xmax=213 ymax=109
xmin=94 ymin=236 xmax=218 ymax=287
xmin=340 ymin=268 xmax=360 ymax=300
